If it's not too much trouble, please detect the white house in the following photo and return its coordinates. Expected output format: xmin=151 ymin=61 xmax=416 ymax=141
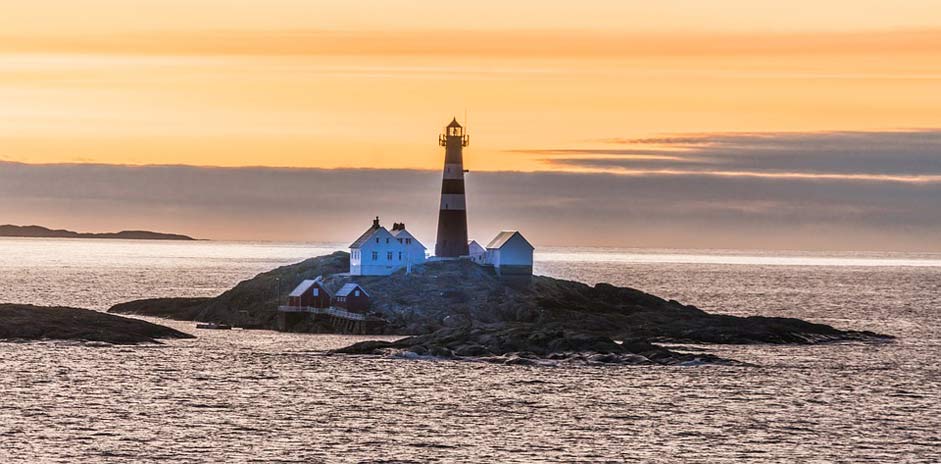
xmin=485 ymin=230 xmax=534 ymax=275
xmin=350 ymin=217 xmax=426 ymax=276
xmin=468 ymin=240 xmax=486 ymax=264
xmin=390 ymin=223 xmax=428 ymax=266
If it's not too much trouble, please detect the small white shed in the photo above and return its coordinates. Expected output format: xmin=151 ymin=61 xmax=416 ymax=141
xmin=485 ymin=231 xmax=534 ymax=275
xmin=468 ymin=240 xmax=486 ymax=264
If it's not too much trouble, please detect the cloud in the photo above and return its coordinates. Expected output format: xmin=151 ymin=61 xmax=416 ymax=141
xmin=524 ymin=129 xmax=941 ymax=182
xmin=3 ymin=28 xmax=941 ymax=58
xmin=0 ymin=161 xmax=939 ymax=251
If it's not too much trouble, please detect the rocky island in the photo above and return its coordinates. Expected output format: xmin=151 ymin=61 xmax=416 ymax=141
xmin=0 ymin=224 xmax=195 ymax=241
xmin=105 ymin=122 xmax=893 ymax=365
xmin=0 ymin=304 xmax=194 ymax=344
xmin=109 ymin=251 xmax=891 ymax=365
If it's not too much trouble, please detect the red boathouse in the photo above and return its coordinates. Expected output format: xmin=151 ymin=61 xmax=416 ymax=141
xmin=334 ymin=283 xmax=370 ymax=313
xmin=286 ymin=276 xmax=332 ymax=308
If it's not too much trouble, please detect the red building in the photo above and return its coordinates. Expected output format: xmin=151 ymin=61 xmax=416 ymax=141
xmin=334 ymin=283 xmax=370 ymax=313
xmin=286 ymin=277 xmax=332 ymax=308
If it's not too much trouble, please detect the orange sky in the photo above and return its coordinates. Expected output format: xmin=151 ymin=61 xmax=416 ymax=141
xmin=2 ymin=1 xmax=941 ymax=173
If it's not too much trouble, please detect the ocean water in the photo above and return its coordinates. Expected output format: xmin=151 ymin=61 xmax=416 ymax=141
xmin=1 ymin=238 xmax=939 ymax=463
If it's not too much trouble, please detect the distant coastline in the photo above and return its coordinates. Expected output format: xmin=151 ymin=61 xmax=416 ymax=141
xmin=0 ymin=225 xmax=196 ymax=241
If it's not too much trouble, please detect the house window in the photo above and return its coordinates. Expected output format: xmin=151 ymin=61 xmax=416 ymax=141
xmin=372 ymin=251 xmax=378 ymax=261
xmin=386 ymin=238 xmax=390 ymax=244
xmin=406 ymin=238 xmax=411 ymax=245
xmin=387 ymin=251 xmax=393 ymax=261
xmin=313 ymin=288 xmax=319 ymax=296
xmin=375 ymin=238 xmax=379 ymax=243
xmin=354 ymin=290 xmax=360 ymax=297
xmin=398 ymin=252 xmax=403 ymax=261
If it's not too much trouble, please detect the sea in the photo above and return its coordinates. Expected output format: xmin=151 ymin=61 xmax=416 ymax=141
xmin=0 ymin=237 xmax=939 ymax=463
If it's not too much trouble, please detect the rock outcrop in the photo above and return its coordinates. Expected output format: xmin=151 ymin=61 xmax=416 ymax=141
xmin=110 ymin=251 xmax=349 ymax=328
xmin=0 ymin=304 xmax=194 ymax=344
xmin=334 ymin=324 xmax=737 ymax=366
xmin=108 ymin=297 xmax=211 ymax=322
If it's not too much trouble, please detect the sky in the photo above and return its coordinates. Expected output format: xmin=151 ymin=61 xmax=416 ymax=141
xmin=1 ymin=1 xmax=940 ymax=250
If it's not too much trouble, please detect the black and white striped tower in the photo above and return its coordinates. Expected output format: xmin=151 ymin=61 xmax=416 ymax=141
xmin=434 ymin=118 xmax=470 ymax=258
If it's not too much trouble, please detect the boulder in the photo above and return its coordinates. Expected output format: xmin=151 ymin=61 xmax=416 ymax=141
xmin=453 ymin=344 xmax=490 ymax=357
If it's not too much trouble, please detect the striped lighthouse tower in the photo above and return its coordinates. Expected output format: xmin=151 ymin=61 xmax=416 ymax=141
xmin=434 ymin=118 xmax=470 ymax=258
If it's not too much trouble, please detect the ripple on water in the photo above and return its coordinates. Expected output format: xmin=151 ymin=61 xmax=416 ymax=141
xmin=1 ymin=241 xmax=940 ymax=462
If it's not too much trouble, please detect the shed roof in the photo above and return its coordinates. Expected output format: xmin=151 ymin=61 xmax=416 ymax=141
xmin=336 ymin=283 xmax=369 ymax=297
xmin=486 ymin=231 xmax=534 ymax=250
xmin=289 ymin=276 xmax=325 ymax=297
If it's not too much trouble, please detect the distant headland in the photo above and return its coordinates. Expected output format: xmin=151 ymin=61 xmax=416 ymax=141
xmin=0 ymin=225 xmax=196 ymax=241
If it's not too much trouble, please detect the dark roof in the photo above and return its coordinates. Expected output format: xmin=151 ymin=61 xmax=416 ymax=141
xmin=336 ymin=283 xmax=369 ymax=297
xmin=350 ymin=225 xmax=380 ymax=248
xmin=486 ymin=230 xmax=534 ymax=250
xmin=447 ymin=117 xmax=462 ymax=128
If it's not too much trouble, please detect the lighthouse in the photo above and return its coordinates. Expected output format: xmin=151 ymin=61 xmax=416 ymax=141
xmin=434 ymin=118 xmax=470 ymax=258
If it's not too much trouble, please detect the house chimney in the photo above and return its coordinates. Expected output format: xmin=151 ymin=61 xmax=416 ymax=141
xmin=373 ymin=216 xmax=380 ymax=228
